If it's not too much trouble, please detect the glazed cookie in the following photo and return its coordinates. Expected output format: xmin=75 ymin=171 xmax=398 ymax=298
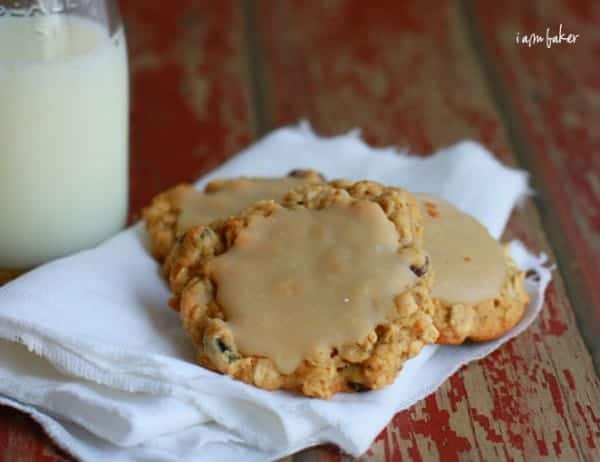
xmin=142 ymin=169 xmax=324 ymax=262
xmin=167 ymin=182 xmax=438 ymax=399
xmin=418 ymin=195 xmax=529 ymax=344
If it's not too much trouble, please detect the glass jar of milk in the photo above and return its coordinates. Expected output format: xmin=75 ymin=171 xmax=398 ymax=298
xmin=0 ymin=0 xmax=129 ymax=271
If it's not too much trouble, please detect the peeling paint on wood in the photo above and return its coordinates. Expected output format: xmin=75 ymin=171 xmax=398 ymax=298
xmin=473 ymin=0 xmax=600 ymax=369
xmin=122 ymin=0 xmax=254 ymax=221
xmin=1 ymin=1 xmax=599 ymax=461
xmin=258 ymin=0 xmax=600 ymax=460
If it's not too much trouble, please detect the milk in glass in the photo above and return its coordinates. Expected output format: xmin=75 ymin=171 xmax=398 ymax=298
xmin=0 ymin=16 xmax=129 ymax=268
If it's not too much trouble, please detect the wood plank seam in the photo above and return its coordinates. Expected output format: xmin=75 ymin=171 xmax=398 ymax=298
xmin=459 ymin=0 xmax=600 ymax=377
xmin=459 ymin=1 xmax=597 ymax=459
xmin=240 ymin=0 xmax=272 ymax=137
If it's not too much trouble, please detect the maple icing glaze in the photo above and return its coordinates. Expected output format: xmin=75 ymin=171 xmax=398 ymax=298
xmin=177 ymin=177 xmax=311 ymax=233
xmin=208 ymin=200 xmax=419 ymax=374
xmin=418 ymin=195 xmax=506 ymax=304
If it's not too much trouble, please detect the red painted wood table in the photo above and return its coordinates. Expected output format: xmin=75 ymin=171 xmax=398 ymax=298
xmin=1 ymin=1 xmax=599 ymax=461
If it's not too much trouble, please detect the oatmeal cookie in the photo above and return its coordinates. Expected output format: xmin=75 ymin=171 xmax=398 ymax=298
xmin=142 ymin=169 xmax=324 ymax=262
xmin=167 ymin=182 xmax=438 ymax=399
xmin=418 ymin=195 xmax=529 ymax=344
xmin=432 ymin=251 xmax=528 ymax=343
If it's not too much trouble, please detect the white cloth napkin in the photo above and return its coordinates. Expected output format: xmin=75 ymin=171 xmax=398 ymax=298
xmin=0 ymin=123 xmax=552 ymax=462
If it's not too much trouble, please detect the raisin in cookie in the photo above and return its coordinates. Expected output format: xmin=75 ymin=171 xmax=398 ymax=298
xmin=142 ymin=169 xmax=324 ymax=262
xmin=418 ymin=195 xmax=529 ymax=344
xmin=167 ymin=182 xmax=438 ymax=399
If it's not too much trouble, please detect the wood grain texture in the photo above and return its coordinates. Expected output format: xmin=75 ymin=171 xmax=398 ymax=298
xmin=2 ymin=1 xmax=599 ymax=461
xmin=0 ymin=407 xmax=71 ymax=462
xmin=256 ymin=0 xmax=600 ymax=460
xmin=470 ymin=0 xmax=600 ymax=371
xmin=123 ymin=0 xmax=254 ymax=221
